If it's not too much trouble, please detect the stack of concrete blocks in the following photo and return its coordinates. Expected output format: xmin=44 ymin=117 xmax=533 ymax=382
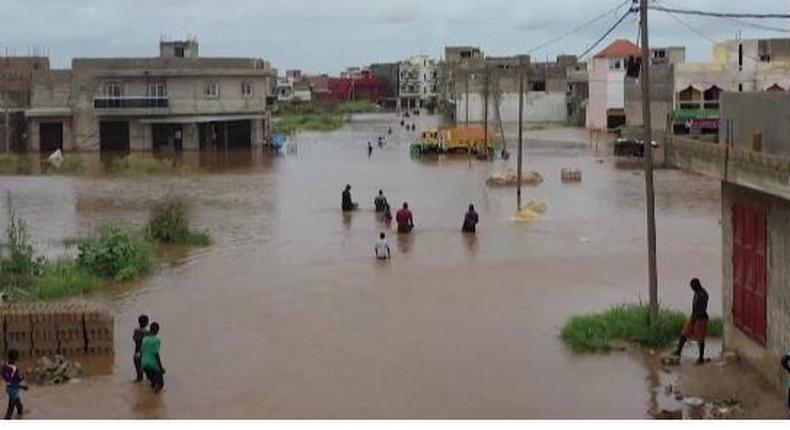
xmin=0 ymin=302 xmax=113 ymax=358
xmin=561 ymin=168 xmax=582 ymax=182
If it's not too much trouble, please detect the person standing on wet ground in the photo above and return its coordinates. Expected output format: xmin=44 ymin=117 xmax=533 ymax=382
xmin=2 ymin=349 xmax=28 ymax=420
xmin=367 ymin=141 xmax=373 ymax=158
xmin=672 ymin=278 xmax=709 ymax=364
xmin=462 ymin=204 xmax=479 ymax=233
xmin=374 ymin=190 xmax=388 ymax=212
xmin=133 ymin=314 xmax=150 ymax=382
xmin=396 ymin=202 xmax=414 ymax=233
xmin=375 ymin=232 xmax=391 ymax=260
xmin=342 ymin=184 xmax=358 ymax=212
xmin=141 ymin=322 xmax=165 ymax=393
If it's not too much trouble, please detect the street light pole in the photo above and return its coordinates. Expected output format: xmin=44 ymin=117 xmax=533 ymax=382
xmin=517 ymin=57 xmax=525 ymax=211
xmin=638 ymin=0 xmax=659 ymax=324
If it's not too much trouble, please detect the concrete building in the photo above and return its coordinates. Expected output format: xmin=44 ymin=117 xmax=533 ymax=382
xmin=440 ymin=46 xmax=584 ymax=125
xmin=369 ymin=62 xmax=399 ymax=108
xmin=625 ymin=47 xmax=686 ymax=132
xmin=586 ymin=39 xmax=640 ymax=131
xmin=672 ymin=38 xmax=790 ymax=134
xmin=26 ymin=38 xmax=274 ymax=153
xmin=1 ymin=56 xmax=49 ymax=152
xmin=398 ymin=55 xmax=438 ymax=109
xmin=664 ymin=92 xmax=790 ymax=392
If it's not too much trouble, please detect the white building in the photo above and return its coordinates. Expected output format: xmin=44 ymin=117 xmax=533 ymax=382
xmin=586 ymin=39 xmax=640 ymax=131
xmin=398 ymin=55 xmax=437 ymax=109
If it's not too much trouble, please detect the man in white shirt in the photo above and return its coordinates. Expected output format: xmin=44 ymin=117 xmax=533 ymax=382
xmin=374 ymin=232 xmax=391 ymax=260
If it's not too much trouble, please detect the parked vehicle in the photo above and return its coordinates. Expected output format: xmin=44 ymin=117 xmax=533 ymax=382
xmin=613 ymin=138 xmax=658 ymax=157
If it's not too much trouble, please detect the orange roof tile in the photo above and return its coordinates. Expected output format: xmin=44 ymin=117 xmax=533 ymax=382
xmin=594 ymin=39 xmax=640 ymax=59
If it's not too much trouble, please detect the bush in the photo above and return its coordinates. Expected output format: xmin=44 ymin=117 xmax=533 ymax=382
xmin=561 ymin=303 xmax=723 ymax=352
xmin=272 ymin=113 xmax=344 ymax=134
xmin=337 ymin=100 xmax=377 ymax=114
xmin=28 ymin=260 xmax=100 ymax=301
xmin=0 ymin=154 xmax=21 ymax=175
xmin=0 ymin=206 xmax=45 ymax=287
xmin=147 ymin=200 xmax=212 ymax=246
xmin=52 ymin=155 xmax=87 ymax=174
xmin=118 ymin=154 xmax=175 ymax=175
xmin=77 ymin=224 xmax=154 ymax=281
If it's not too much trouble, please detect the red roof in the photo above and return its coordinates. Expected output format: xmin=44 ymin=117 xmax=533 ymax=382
xmin=594 ymin=39 xmax=640 ymax=59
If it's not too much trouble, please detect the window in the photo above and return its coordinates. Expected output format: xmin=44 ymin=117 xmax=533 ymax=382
xmin=531 ymin=81 xmax=546 ymax=92
xmin=175 ymin=46 xmax=185 ymax=58
xmin=204 ymin=82 xmax=220 ymax=98
xmin=608 ymin=58 xmax=622 ymax=70
xmin=103 ymin=81 xmax=123 ymax=98
xmin=241 ymin=81 xmax=254 ymax=97
xmin=147 ymin=82 xmax=167 ymax=98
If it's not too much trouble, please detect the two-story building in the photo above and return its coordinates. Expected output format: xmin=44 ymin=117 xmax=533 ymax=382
xmin=26 ymin=39 xmax=274 ymax=153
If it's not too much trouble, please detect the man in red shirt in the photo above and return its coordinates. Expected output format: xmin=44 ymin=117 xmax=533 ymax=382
xmin=396 ymin=202 xmax=414 ymax=233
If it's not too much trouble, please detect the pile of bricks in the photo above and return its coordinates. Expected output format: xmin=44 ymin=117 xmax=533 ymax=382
xmin=1 ymin=302 xmax=113 ymax=358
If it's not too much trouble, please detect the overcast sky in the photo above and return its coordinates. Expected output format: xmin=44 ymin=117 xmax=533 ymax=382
xmin=1 ymin=0 xmax=788 ymax=73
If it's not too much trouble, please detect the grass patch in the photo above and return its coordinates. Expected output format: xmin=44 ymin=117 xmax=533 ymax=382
xmin=147 ymin=199 xmax=212 ymax=246
xmin=0 ymin=154 xmax=22 ymax=174
xmin=560 ymin=303 xmax=723 ymax=352
xmin=272 ymin=113 xmax=344 ymax=134
xmin=51 ymin=155 xmax=87 ymax=174
xmin=76 ymin=224 xmax=154 ymax=281
xmin=337 ymin=100 xmax=377 ymax=114
xmin=117 ymin=154 xmax=181 ymax=175
xmin=27 ymin=260 xmax=101 ymax=301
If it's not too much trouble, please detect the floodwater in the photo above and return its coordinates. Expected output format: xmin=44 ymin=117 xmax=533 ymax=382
xmin=0 ymin=114 xmax=723 ymax=418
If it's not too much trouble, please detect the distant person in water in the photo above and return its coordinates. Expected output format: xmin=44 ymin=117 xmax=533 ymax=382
xmin=462 ymin=204 xmax=479 ymax=233
xmin=374 ymin=232 xmax=391 ymax=260
xmin=342 ymin=184 xmax=358 ymax=211
xmin=2 ymin=349 xmax=27 ymax=420
xmin=396 ymin=202 xmax=414 ymax=233
xmin=133 ymin=314 xmax=150 ymax=382
xmin=367 ymin=141 xmax=373 ymax=158
xmin=411 ymin=124 xmax=416 ymax=131
xmin=672 ymin=278 xmax=709 ymax=364
xmin=374 ymin=190 xmax=388 ymax=212
xmin=387 ymin=127 xmax=392 ymax=135
xmin=141 ymin=322 xmax=165 ymax=393
xmin=382 ymin=202 xmax=393 ymax=224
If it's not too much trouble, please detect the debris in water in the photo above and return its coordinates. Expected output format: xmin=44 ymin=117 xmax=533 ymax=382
xmin=47 ymin=149 xmax=64 ymax=168
xmin=28 ymin=355 xmax=84 ymax=385
xmin=661 ymin=356 xmax=680 ymax=366
xmin=711 ymin=396 xmax=746 ymax=419
xmin=682 ymin=397 xmax=705 ymax=419
xmin=513 ymin=199 xmax=547 ymax=223
xmin=654 ymin=409 xmax=682 ymax=419
xmin=560 ymin=168 xmax=582 ymax=182
xmin=721 ymin=349 xmax=739 ymax=364
xmin=486 ymin=169 xmax=543 ymax=187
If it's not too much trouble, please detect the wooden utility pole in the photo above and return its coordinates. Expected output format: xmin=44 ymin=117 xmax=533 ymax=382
xmin=639 ymin=0 xmax=659 ymax=324
xmin=483 ymin=65 xmax=489 ymax=154
xmin=465 ymin=70 xmax=470 ymax=126
xmin=517 ymin=57 xmax=525 ymax=211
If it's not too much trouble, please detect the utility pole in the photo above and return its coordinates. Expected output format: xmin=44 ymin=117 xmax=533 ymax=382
xmin=465 ymin=69 xmax=470 ymax=126
xmin=638 ymin=0 xmax=659 ymax=324
xmin=1 ymin=63 xmax=8 ymax=153
xmin=483 ymin=65 xmax=489 ymax=155
xmin=517 ymin=56 xmax=525 ymax=211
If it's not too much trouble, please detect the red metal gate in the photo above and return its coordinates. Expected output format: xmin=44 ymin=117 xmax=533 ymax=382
xmin=732 ymin=202 xmax=767 ymax=345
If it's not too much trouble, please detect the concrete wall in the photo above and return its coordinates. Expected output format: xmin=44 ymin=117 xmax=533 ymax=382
xmin=720 ymin=92 xmax=790 ymax=158
xmin=721 ymin=182 xmax=790 ymax=392
xmin=455 ymin=91 xmax=567 ymax=123
xmin=625 ymin=64 xmax=675 ymax=131
xmin=586 ymin=58 xmax=610 ymax=130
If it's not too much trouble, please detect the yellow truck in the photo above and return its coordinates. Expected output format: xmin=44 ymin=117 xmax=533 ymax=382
xmin=413 ymin=125 xmax=495 ymax=156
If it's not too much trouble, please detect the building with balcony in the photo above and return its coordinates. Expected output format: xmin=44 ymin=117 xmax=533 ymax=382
xmin=26 ymin=38 xmax=274 ymax=153
xmin=398 ymin=55 xmax=437 ymax=109
xmin=672 ymin=38 xmax=790 ymax=134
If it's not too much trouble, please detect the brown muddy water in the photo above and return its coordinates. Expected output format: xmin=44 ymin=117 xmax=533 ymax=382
xmin=0 ymin=114 xmax=723 ymax=418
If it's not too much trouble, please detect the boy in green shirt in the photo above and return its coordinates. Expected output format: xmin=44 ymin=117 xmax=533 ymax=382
xmin=140 ymin=322 xmax=165 ymax=393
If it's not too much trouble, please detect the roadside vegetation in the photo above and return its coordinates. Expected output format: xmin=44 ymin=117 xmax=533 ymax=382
xmin=0 ymin=196 xmax=212 ymax=302
xmin=273 ymin=100 xmax=377 ymax=134
xmin=561 ymin=303 xmax=723 ymax=352
xmin=0 ymin=154 xmax=23 ymax=175
xmin=116 ymin=153 xmax=189 ymax=175
xmin=337 ymin=100 xmax=378 ymax=114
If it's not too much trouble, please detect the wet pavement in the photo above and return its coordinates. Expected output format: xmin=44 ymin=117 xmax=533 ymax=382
xmin=0 ymin=113 xmax=737 ymax=418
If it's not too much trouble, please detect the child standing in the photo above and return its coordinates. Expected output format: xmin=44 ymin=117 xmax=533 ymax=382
xmin=2 ymin=349 xmax=28 ymax=419
xmin=133 ymin=314 xmax=150 ymax=382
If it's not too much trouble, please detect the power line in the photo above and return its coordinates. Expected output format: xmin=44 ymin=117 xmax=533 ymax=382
xmin=648 ymin=5 xmax=790 ymax=20
xmin=578 ymin=7 xmax=636 ymax=59
xmin=525 ymin=0 xmax=632 ymax=54
xmin=654 ymin=0 xmax=790 ymax=34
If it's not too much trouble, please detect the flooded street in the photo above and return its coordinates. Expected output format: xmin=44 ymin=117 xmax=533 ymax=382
xmin=1 ymin=114 xmax=724 ymax=418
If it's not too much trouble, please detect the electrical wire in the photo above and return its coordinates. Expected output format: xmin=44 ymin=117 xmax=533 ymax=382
xmin=578 ymin=8 xmax=636 ymax=59
xmin=648 ymin=5 xmax=790 ymax=20
xmin=525 ymin=0 xmax=632 ymax=54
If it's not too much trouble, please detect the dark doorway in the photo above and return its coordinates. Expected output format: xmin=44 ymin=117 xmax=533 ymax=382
xmin=199 ymin=121 xmax=251 ymax=150
xmin=152 ymin=124 xmax=183 ymax=152
xmin=40 ymin=122 xmax=63 ymax=153
xmin=227 ymin=120 xmax=251 ymax=148
xmin=99 ymin=121 xmax=130 ymax=153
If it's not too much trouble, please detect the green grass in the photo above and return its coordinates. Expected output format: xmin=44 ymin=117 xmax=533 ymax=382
xmin=146 ymin=199 xmax=213 ymax=246
xmin=51 ymin=155 xmax=87 ymax=174
xmin=272 ymin=113 xmax=344 ymax=134
xmin=337 ymin=100 xmax=377 ymax=114
xmin=26 ymin=260 xmax=101 ymax=301
xmin=116 ymin=154 xmax=192 ymax=175
xmin=0 ymin=154 xmax=22 ymax=174
xmin=561 ymin=303 xmax=723 ymax=352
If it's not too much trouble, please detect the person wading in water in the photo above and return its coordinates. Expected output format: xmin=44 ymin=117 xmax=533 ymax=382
xmin=672 ymin=278 xmax=709 ymax=364
xmin=462 ymin=204 xmax=479 ymax=233
xmin=342 ymin=184 xmax=358 ymax=212
xmin=396 ymin=202 xmax=414 ymax=233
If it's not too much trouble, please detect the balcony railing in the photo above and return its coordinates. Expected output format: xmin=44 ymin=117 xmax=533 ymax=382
xmin=94 ymin=96 xmax=169 ymax=109
xmin=678 ymin=100 xmax=720 ymax=111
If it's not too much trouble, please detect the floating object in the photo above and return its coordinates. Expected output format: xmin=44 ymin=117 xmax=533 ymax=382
xmin=514 ymin=199 xmax=547 ymax=223
xmin=486 ymin=169 xmax=543 ymax=187
xmin=47 ymin=149 xmax=64 ymax=168
xmin=561 ymin=167 xmax=582 ymax=182
xmin=27 ymin=355 xmax=84 ymax=385
xmin=682 ymin=397 xmax=706 ymax=419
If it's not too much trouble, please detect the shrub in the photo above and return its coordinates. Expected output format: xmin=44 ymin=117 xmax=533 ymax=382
xmin=118 ymin=154 xmax=175 ymax=175
xmin=560 ymin=303 xmax=723 ymax=352
xmin=0 ymin=205 xmax=45 ymax=288
xmin=0 ymin=154 xmax=20 ymax=175
xmin=147 ymin=200 xmax=212 ymax=246
xmin=77 ymin=224 xmax=154 ymax=281
xmin=52 ymin=155 xmax=87 ymax=174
